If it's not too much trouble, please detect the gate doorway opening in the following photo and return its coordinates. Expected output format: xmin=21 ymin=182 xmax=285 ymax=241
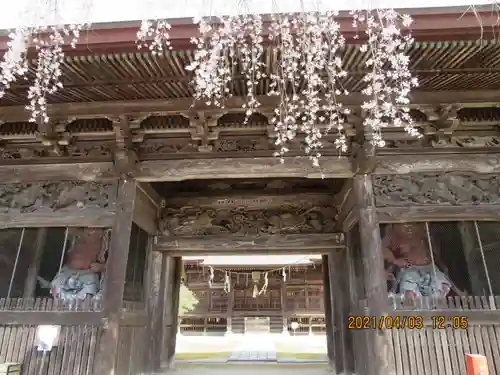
xmin=149 ymin=177 xmax=345 ymax=365
xmin=176 ymin=254 xmax=329 ymax=363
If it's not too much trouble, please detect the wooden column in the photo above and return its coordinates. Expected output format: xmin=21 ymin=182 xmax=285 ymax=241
xmin=23 ymin=228 xmax=47 ymax=298
xmin=353 ymin=174 xmax=395 ymax=375
xmin=328 ymin=253 xmax=345 ymax=374
xmin=226 ymin=285 xmax=234 ymax=335
xmin=459 ymin=222 xmax=483 ymax=294
xmin=281 ymin=282 xmax=288 ymax=334
xmin=146 ymin=250 xmax=167 ymax=372
xmin=163 ymin=256 xmax=182 ymax=369
xmin=94 ymin=179 xmax=136 ymax=375
xmin=322 ymin=254 xmax=335 ymax=368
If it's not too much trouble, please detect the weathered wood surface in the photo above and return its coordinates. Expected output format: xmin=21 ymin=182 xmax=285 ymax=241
xmin=0 ymin=162 xmax=115 ymax=183
xmin=155 ymin=233 xmax=345 ymax=255
xmin=0 ymin=181 xmax=117 ymax=228
xmin=0 ymin=298 xmax=100 ymax=375
xmin=0 ymin=311 xmax=103 ymax=325
xmin=115 ymin=324 xmax=148 ymax=375
xmin=372 ymin=172 xmax=500 ymax=221
xmin=94 ymin=179 xmax=136 ymax=375
xmin=377 ymin=205 xmax=500 ymax=223
xmin=160 ymin=202 xmax=336 ymax=237
xmin=374 ymin=153 xmax=500 ymax=175
xmin=134 ymin=183 xmax=159 ymax=234
xmin=322 ymin=255 xmax=334 ymax=369
xmin=137 ymin=156 xmax=353 ymax=181
xmin=146 ymin=251 xmax=167 ymax=372
xmin=353 ymin=174 xmax=396 ymax=375
xmin=166 ymin=192 xmax=333 ymax=210
xmin=162 ymin=256 xmax=182 ymax=369
xmin=355 ymin=296 xmax=500 ymax=375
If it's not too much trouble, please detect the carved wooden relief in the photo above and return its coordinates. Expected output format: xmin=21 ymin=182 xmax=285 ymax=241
xmin=372 ymin=173 xmax=500 ymax=207
xmin=0 ymin=181 xmax=116 ymax=213
xmin=159 ymin=204 xmax=336 ymax=236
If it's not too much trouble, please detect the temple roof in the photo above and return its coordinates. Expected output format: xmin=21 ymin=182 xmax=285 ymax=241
xmin=0 ymin=6 xmax=498 ymax=109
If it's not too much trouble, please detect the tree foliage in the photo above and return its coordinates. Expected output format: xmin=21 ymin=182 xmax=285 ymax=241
xmin=179 ymin=283 xmax=198 ymax=316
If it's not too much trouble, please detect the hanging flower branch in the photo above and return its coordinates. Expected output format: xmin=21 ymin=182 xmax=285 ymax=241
xmin=268 ymin=11 xmax=350 ymax=166
xmin=352 ymin=9 xmax=419 ymax=147
xmin=185 ymin=14 xmax=265 ymax=117
xmin=137 ymin=5 xmax=418 ymax=166
xmin=0 ymin=22 xmax=88 ymax=124
xmin=136 ymin=19 xmax=172 ymax=53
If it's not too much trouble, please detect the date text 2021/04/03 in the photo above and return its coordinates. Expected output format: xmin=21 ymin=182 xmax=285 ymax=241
xmin=347 ymin=315 xmax=469 ymax=330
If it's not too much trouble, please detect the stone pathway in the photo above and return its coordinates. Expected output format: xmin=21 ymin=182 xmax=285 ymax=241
xmin=170 ymin=364 xmax=332 ymax=375
xmin=228 ymin=334 xmax=277 ymax=362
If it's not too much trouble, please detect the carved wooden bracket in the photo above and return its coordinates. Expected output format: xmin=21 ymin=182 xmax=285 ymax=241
xmin=109 ymin=116 xmax=142 ymax=177
xmin=35 ymin=119 xmax=73 ymax=156
xmin=182 ymin=111 xmax=223 ymax=152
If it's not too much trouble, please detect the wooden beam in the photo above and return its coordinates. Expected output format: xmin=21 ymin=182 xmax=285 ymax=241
xmin=0 ymin=162 xmax=115 ymax=183
xmin=374 ymin=152 xmax=500 ymax=175
xmin=0 ymin=209 xmax=115 ymax=229
xmin=0 ymin=311 xmax=104 ymax=325
xmin=166 ymin=192 xmax=333 ymax=210
xmin=134 ymin=183 xmax=159 ymax=234
xmin=377 ymin=205 xmax=500 ymax=223
xmin=2 ymin=90 xmax=500 ymax=123
xmin=136 ymin=156 xmax=352 ymax=181
xmin=155 ymin=233 xmax=344 ymax=255
xmin=93 ymin=179 xmax=136 ymax=375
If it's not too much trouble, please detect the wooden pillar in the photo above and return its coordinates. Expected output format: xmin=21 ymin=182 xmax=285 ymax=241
xmin=94 ymin=179 xmax=136 ymax=375
xmin=459 ymin=222 xmax=483 ymax=294
xmin=23 ymin=228 xmax=47 ymax=298
xmin=281 ymin=281 xmax=289 ymax=334
xmin=226 ymin=286 xmax=234 ymax=335
xmin=322 ymin=254 xmax=335 ymax=368
xmin=146 ymin=249 xmax=167 ymax=372
xmin=328 ymin=253 xmax=345 ymax=374
xmin=163 ymin=255 xmax=182 ymax=369
xmin=353 ymin=174 xmax=395 ymax=375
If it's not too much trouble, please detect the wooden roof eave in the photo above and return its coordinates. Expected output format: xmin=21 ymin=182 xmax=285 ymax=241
xmin=0 ymin=5 xmax=497 ymax=53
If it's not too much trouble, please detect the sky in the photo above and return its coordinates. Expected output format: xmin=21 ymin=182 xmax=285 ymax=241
xmin=0 ymin=0 xmax=492 ymax=29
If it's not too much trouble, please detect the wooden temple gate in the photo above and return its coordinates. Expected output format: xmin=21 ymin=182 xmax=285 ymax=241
xmin=0 ymin=6 xmax=499 ymax=375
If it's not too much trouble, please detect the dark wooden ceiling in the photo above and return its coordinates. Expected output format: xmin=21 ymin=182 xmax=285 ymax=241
xmin=152 ymin=177 xmax=343 ymax=197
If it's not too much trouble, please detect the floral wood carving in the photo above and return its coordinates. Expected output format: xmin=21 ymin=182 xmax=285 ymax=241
xmin=373 ymin=173 xmax=500 ymax=207
xmin=215 ymin=138 xmax=271 ymax=152
xmin=0 ymin=147 xmax=45 ymax=160
xmin=0 ymin=182 xmax=116 ymax=213
xmin=159 ymin=206 xmax=336 ymax=236
xmin=432 ymin=136 xmax=500 ymax=148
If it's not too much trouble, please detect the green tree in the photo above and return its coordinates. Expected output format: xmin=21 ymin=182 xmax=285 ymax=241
xmin=179 ymin=283 xmax=198 ymax=316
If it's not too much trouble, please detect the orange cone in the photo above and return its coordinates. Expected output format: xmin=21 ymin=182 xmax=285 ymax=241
xmin=466 ymin=353 xmax=489 ymax=375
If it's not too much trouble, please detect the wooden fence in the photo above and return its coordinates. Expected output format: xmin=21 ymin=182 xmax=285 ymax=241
xmin=352 ymin=296 xmax=500 ymax=375
xmin=0 ymin=298 xmax=101 ymax=375
xmin=0 ymin=298 xmax=148 ymax=375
